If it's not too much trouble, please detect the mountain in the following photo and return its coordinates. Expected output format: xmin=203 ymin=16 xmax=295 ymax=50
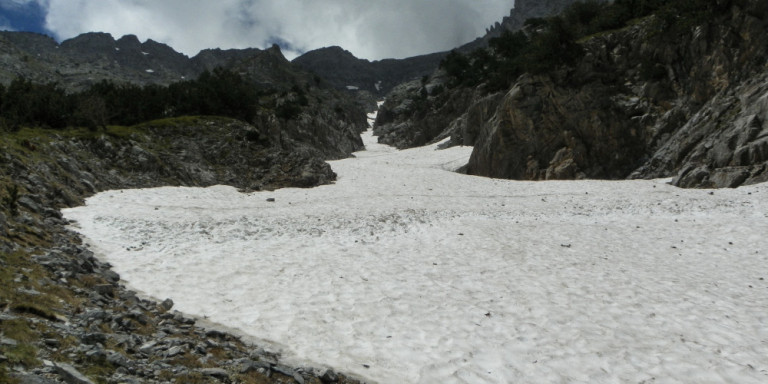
xmin=0 ymin=31 xmax=324 ymax=93
xmin=460 ymin=0 xmax=588 ymax=52
xmin=292 ymin=0 xmax=583 ymax=101
xmin=373 ymin=0 xmax=768 ymax=188
xmin=293 ymin=46 xmax=445 ymax=97
xmin=1 ymin=29 xmax=371 ymax=384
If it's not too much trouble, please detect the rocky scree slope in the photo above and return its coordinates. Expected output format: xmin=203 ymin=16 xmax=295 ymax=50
xmin=0 ymin=32 xmax=368 ymax=383
xmin=0 ymin=114 xmax=368 ymax=383
xmin=375 ymin=0 xmax=768 ymax=188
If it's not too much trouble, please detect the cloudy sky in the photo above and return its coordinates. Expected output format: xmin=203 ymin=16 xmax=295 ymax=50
xmin=0 ymin=0 xmax=515 ymax=60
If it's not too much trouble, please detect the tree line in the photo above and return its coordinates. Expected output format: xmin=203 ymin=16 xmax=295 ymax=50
xmin=440 ymin=0 xmax=751 ymax=91
xmin=0 ymin=68 xmax=308 ymax=132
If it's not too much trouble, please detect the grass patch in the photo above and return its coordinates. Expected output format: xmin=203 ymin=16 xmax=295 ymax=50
xmin=169 ymin=352 xmax=206 ymax=369
xmin=133 ymin=115 xmax=225 ymax=129
xmin=0 ymin=250 xmax=68 ymax=320
xmin=0 ymin=319 xmax=39 ymax=367
xmin=3 ymin=343 xmax=38 ymax=367
xmin=0 ymin=366 xmax=20 ymax=384
xmin=78 ymin=353 xmax=113 ymax=384
xmin=232 ymin=372 xmax=279 ymax=384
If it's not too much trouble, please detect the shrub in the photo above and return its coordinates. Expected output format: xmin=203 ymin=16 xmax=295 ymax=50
xmin=2 ymin=184 xmax=19 ymax=217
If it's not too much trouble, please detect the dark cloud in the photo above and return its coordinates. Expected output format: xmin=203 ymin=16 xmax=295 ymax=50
xmin=0 ymin=0 xmax=50 ymax=34
xmin=35 ymin=0 xmax=513 ymax=60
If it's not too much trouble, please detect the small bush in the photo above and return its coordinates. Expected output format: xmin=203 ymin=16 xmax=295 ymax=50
xmin=2 ymin=184 xmax=19 ymax=217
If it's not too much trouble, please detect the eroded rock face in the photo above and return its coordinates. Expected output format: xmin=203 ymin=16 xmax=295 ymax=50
xmin=467 ymin=74 xmax=648 ymax=180
xmin=477 ymin=1 xmax=768 ymax=188
xmin=380 ymin=1 xmax=768 ymax=188
xmin=633 ymin=72 xmax=768 ymax=188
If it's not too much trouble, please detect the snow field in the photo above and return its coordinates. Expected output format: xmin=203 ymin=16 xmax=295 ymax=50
xmin=64 ymin=116 xmax=768 ymax=383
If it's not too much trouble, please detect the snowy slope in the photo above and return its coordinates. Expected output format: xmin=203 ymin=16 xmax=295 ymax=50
xmin=64 ymin=114 xmax=768 ymax=383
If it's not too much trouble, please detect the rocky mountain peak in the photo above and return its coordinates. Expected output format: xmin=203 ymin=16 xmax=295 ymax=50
xmin=465 ymin=0 xmax=586 ymax=50
xmin=60 ymin=31 xmax=116 ymax=52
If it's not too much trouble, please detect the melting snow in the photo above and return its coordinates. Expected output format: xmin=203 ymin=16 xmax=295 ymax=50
xmin=64 ymin=111 xmax=768 ymax=383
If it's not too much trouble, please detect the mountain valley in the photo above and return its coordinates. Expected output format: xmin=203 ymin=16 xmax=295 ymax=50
xmin=2 ymin=0 xmax=768 ymax=383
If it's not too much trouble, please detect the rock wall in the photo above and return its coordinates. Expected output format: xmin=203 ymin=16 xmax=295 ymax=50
xmin=379 ymin=1 xmax=768 ymax=188
xmin=474 ymin=0 xmax=768 ymax=187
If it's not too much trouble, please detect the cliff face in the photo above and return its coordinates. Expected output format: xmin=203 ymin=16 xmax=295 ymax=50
xmin=469 ymin=1 xmax=768 ymax=187
xmin=377 ymin=0 xmax=768 ymax=188
xmin=373 ymin=0 xmax=585 ymax=149
xmin=461 ymin=0 xmax=586 ymax=52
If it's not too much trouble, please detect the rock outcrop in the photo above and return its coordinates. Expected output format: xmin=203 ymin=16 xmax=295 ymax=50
xmin=461 ymin=0 xmax=588 ymax=52
xmin=377 ymin=0 xmax=768 ymax=188
xmin=469 ymin=1 xmax=768 ymax=187
xmin=372 ymin=0 xmax=585 ymax=149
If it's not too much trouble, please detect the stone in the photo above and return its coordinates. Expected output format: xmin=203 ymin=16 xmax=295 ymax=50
xmin=240 ymin=359 xmax=272 ymax=373
xmin=92 ymin=284 xmax=114 ymax=297
xmin=321 ymin=369 xmax=340 ymax=383
xmin=54 ymin=362 xmax=96 ymax=384
xmin=106 ymin=350 xmax=133 ymax=368
xmin=165 ymin=345 xmax=184 ymax=358
xmin=199 ymin=368 xmax=229 ymax=379
xmin=138 ymin=340 xmax=158 ymax=354
xmin=17 ymin=196 xmax=43 ymax=214
xmin=80 ymin=333 xmax=106 ymax=346
xmin=11 ymin=373 xmax=60 ymax=384
xmin=160 ymin=298 xmax=174 ymax=311
xmin=708 ymin=167 xmax=751 ymax=188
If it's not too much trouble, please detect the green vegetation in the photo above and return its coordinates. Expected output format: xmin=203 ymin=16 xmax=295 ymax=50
xmin=440 ymin=0 xmax=746 ymax=91
xmin=2 ymin=184 xmax=19 ymax=217
xmin=0 ymin=67 xmax=307 ymax=133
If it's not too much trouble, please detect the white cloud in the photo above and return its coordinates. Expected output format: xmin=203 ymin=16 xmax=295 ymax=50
xmin=41 ymin=0 xmax=513 ymax=60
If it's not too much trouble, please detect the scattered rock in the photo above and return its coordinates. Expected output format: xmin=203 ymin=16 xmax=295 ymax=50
xmin=199 ymin=368 xmax=229 ymax=380
xmin=54 ymin=362 xmax=96 ymax=384
xmin=321 ymin=369 xmax=340 ymax=383
xmin=160 ymin=298 xmax=174 ymax=311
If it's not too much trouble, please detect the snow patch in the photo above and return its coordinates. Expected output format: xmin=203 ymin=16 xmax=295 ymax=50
xmin=64 ymin=117 xmax=768 ymax=383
